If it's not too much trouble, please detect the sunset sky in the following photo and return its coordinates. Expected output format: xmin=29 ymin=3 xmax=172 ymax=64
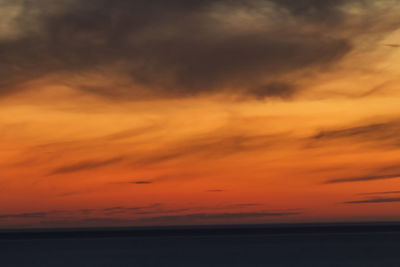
xmin=1 ymin=0 xmax=400 ymax=229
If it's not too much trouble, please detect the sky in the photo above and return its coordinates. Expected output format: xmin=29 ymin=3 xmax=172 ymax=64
xmin=1 ymin=0 xmax=400 ymax=229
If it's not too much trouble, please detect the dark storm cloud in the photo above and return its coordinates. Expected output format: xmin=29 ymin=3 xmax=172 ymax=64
xmin=0 ymin=0 xmax=379 ymax=99
xmin=49 ymin=156 xmax=124 ymax=175
xmin=343 ymin=197 xmax=400 ymax=204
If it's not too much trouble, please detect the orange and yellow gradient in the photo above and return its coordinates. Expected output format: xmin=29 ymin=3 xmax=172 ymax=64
xmin=1 ymin=0 xmax=400 ymax=228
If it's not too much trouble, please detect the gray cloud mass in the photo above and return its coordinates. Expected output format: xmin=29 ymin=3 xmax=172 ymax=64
xmin=1 ymin=0 xmax=391 ymax=99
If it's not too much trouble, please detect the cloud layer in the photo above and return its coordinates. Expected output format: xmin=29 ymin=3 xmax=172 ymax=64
xmin=1 ymin=0 xmax=396 ymax=99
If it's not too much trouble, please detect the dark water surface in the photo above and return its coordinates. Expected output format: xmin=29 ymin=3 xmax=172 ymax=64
xmin=1 ymin=231 xmax=400 ymax=266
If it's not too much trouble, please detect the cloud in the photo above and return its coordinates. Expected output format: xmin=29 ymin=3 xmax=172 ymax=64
xmin=385 ymin=44 xmax=400 ymax=48
xmin=0 ymin=210 xmax=71 ymax=219
xmin=358 ymin=191 xmax=400 ymax=196
xmin=0 ymin=204 xmax=166 ymax=221
xmin=58 ymin=191 xmax=94 ymax=197
xmin=249 ymin=82 xmax=297 ymax=100
xmin=100 ymin=203 xmax=268 ymax=217
xmin=13 ymin=125 xmax=159 ymax=171
xmin=102 ymin=205 xmax=191 ymax=216
xmin=1 ymin=205 xmax=302 ymax=227
xmin=79 ymin=209 xmax=94 ymax=215
xmin=113 ymin=180 xmax=154 ymax=185
xmin=0 ymin=212 xmax=49 ymax=219
xmin=138 ymin=211 xmax=302 ymax=223
xmin=49 ymin=156 xmax=124 ymax=175
xmin=311 ymin=120 xmax=400 ymax=148
xmin=324 ymin=161 xmax=400 ymax=184
xmin=102 ymin=126 xmax=159 ymax=142
xmin=135 ymin=208 xmax=192 ymax=216
xmin=41 ymin=210 xmax=301 ymax=227
xmin=103 ymin=204 xmax=161 ymax=215
xmin=314 ymin=122 xmax=398 ymax=140
xmin=343 ymin=197 xmax=400 ymax=204
xmin=132 ymin=133 xmax=284 ymax=166
xmin=270 ymin=0 xmax=346 ymax=17
xmin=1 ymin=0 xmax=393 ymax=99
xmin=326 ymin=173 xmax=400 ymax=184
xmin=224 ymin=203 xmax=262 ymax=208
xmin=131 ymin=181 xmax=153 ymax=185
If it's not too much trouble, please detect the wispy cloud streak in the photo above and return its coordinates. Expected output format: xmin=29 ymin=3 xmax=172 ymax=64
xmin=138 ymin=211 xmax=302 ymax=223
xmin=326 ymin=173 xmax=400 ymax=184
xmin=358 ymin=191 xmax=400 ymax=196
xmin=343 ymin=197 xmax=400 ymax=204
xmin=49 ymin=156 xmax=124 ymax=175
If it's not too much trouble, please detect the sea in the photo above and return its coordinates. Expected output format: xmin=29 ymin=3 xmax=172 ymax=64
xmin=1 ymin=224 xmax=400 ymax=266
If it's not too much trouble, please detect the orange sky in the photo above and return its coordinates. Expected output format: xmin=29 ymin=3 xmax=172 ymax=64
xmin=1 ymin=0 xmax=400 ymax=229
